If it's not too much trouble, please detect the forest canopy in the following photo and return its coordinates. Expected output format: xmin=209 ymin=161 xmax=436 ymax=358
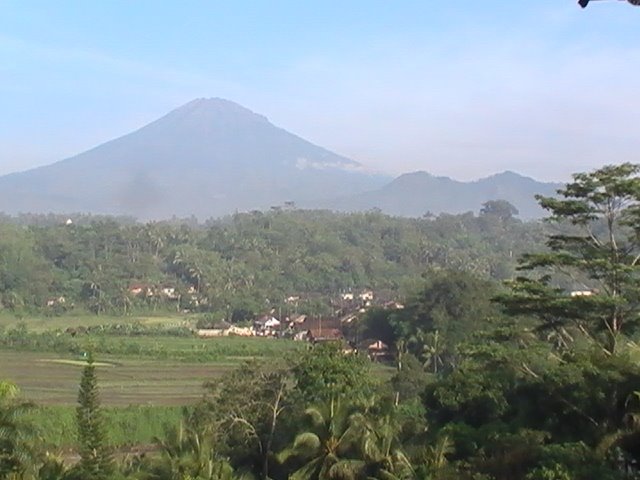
xmin=0 ymin=205 xmax=545 ymax=319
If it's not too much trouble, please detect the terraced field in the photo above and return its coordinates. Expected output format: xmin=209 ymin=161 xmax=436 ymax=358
xmin=0 ymin=350 xmax=240 ymax=405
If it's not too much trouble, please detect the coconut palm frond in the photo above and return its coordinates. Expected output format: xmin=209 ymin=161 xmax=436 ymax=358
xmin=290 ymin=456 xmax=324 ymax=480
xmin=361 ymin=430 xmax=382 ymax=461
xmin=304 ymin=407 xmax=326 ymax=427
xmin=294 ymin=432 xmax=322 ymax=453
xmin=278 ymin=432 xmax=322 ymax=462
xmin=432 ymin=435 xmax=453 ymax=468
xmin=373 ymin=470 xmax=403 ymax=480
xmin=391 ymin=449 xmax=414 ymax=472
xmin=326 ymin=459 xmax=366 ymax=479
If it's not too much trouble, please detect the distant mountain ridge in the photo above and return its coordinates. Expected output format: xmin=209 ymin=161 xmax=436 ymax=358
xmin=0 ymin=98 xmax=559 ymax=220
xmin=321 ymin=170 xmax=560 ymax=219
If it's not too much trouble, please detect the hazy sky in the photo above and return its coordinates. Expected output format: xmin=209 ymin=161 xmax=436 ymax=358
xmin=1 ymin=1 xmax=638 ymax=181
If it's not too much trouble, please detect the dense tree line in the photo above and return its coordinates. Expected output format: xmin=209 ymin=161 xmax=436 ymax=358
xmin=0 ymin=206 xmax=544 ymax=319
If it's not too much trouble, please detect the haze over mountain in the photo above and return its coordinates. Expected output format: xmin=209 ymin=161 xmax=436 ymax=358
xmin=0 ymin=98 xmax=558 ymax=220
xmin=323 ymin=171 xmax=561 ymax=219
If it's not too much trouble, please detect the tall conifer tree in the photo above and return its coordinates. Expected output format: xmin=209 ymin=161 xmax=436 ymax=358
xmin=76 ymin=354 xmax=111 ymax=479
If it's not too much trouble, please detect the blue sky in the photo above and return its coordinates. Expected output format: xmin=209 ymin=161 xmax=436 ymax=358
xmin=1 ymin=0 xmax=638 ymax=181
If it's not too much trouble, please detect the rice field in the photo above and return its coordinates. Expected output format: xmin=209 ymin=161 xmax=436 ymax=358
xmin=0 ymin=312 xmax=193 ymax=332
xmin=0 ymin=350 xmax=237 ymax=406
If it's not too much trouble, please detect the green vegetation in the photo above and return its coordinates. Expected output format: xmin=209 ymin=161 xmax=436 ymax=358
xmin=0 ymin=324 xmax=304 ymax=362
xmin=0 ymin=206 xmax=544 ymax=320
xmin=0 ymin=313 xmax=193 ymax=333
xmin=6 ymin=164 xmax=640 ymax=479
xmin=0 ymin=381 xmax=36 ymax=478
xmin=27 ymin=406 xmax=183 ymax=448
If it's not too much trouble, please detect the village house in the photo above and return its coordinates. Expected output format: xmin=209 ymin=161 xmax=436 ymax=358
xmin=228 ymin=325 xmax=254 ymax=336
xmin=362 ymin=339 xmax=391 ymax=361
xmin=306 ymin=327 xmax=343 ymax=343
xmin=293 ymin=317 xmax=344 ymax=343
xmin=129 ymin=283 xmax=154 ymax=297
xmin=294 ymin=317 xmax=341 ymax=334
xmin=254 ymin=315 xmax=281 ymax=336
xmin=197 ymin=321 xmax=254 ymax=338
xmin=359 ymin=290 xmax=374 ymax=301
xmin=289 ymin=314 xmax=307 ymax=325
xmin=197 ymin=320 xmax=232 ymax=337
xmin=382 ymin=300 xmax=405 ymax=310
xmin=338 ymin=312 xmax=359 ymax=324
xmin=160 ymin=286 xmax=177 ymax=299
xmin=46 ymin=296 xmax=66 ymax=307
xmin=570 ymin=290 xmax=596 ymax=297
xmin=128 ymin=283 xmax=182 ymax=300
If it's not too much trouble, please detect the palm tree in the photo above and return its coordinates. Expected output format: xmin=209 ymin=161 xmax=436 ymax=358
xmin=595 ymin=389 xmax=640 ymax=470
xmin=153 ymin=420 xmax=237 ymax=480
xmin=144 ymin=222 xmax=165 ymax=258
xmin=415 ymin=435 xmax=454 ymax=479
xmin=360 ymin=414 xmax=415 ymax=480
xmin=421 ymin=330 xmax=445 ymax=374
xmin=0 ymin=381 xmax=36 ymax=478
xmin=278 ymin=399 xmax=368 ymax=480
xmin=114 ymin=286 xmax=132 ymax=316
xmin=37 ymin=454 xmax=69 ymax=480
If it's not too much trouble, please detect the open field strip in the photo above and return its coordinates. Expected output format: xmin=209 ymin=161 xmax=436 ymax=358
xmin=39 ymin=358 xmax=117 ymax=367
xmin=0 ymin=350 xmax=235 ymax=406
xmin=0 ymin=312 xmax=196 ymax=332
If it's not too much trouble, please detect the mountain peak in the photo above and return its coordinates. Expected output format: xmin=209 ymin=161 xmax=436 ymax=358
xmin=0 ymin=99 xmax=383 ymax=219
xmin=177 ymin=97 xmax=262 ymax=115
xmin=159 ymin=97 xmax=270 ymax=128
xmin=484 ymin=170 xmax=527 ymax=181
xmin=478 ymin=170 xmax=558 ymax=187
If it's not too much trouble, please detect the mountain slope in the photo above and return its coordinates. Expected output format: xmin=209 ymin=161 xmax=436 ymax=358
xmin=322 ymin=170 xmax=560 ymax=219
xmin=0 ymin=98 xmax=388 ymax=219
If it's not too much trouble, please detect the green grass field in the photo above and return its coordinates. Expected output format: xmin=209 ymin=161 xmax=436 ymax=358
xmin=0 ymin=313 xmax=390 ymax=405
xmin=28 ymin=405 xmax=184 ymax=449
xmin=0 ymin=350 xmax=239 ymax=406
xmin=0 ymin=313 xmax=395 ymax=454
xmin=0 ymin=312 xmax=304 ymax=407
xmin=0 ymin=312 xmax=195 ymax=332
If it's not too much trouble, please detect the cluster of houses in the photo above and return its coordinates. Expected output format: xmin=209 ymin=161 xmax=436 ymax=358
xmin=195 ymin=289 xmax=406 ymax=361
xmin=196 ymin=314 xmax=394 ymax=360
xmin=128 ymin=283 xmax=193 ymax=300
xmin=127 ymin=283 xmax=209 ymax=308
xmin=46 ymin=296 xmax=67 ymax=307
